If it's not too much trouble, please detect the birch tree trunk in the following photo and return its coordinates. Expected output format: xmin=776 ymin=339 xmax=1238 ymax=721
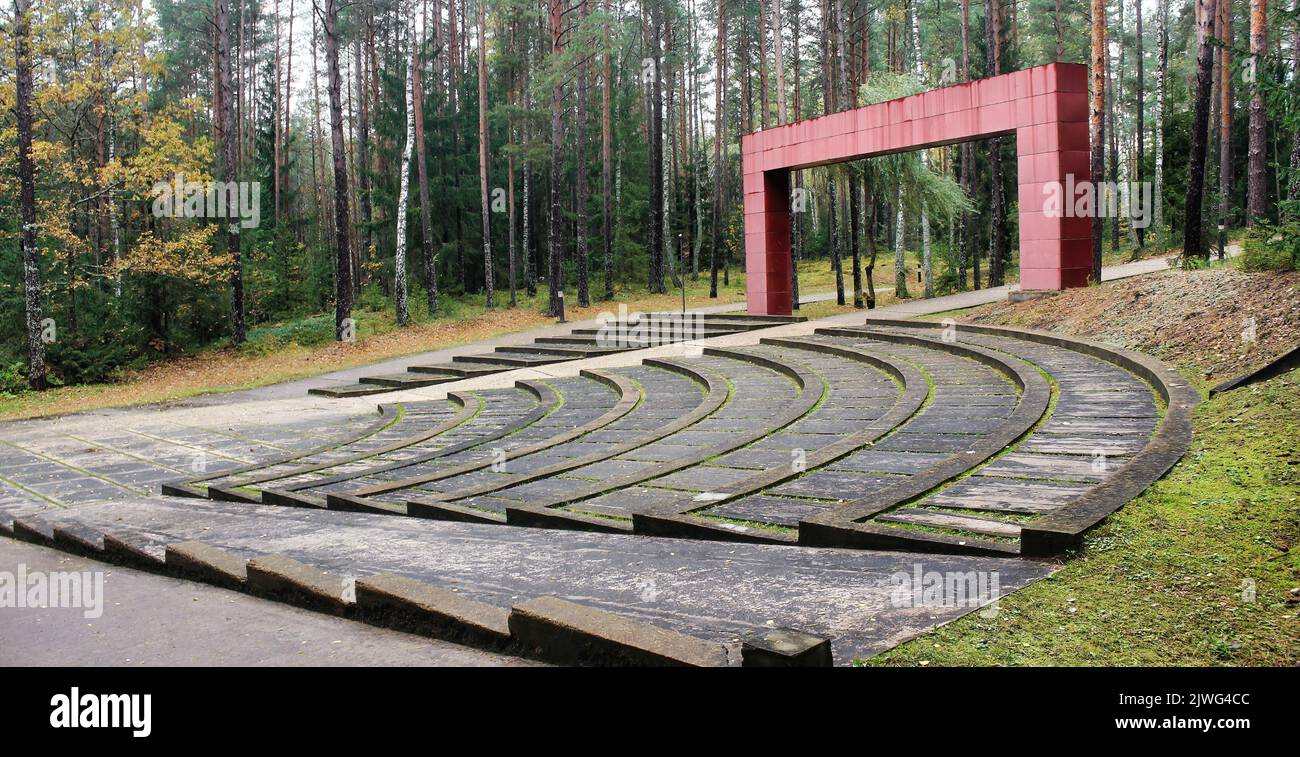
xmin=394 ymin=6 xmax=415 ymax=326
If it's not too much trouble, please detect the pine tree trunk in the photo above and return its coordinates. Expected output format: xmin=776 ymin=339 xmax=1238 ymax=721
xmin=576 ymin=0 xmax=592 ymax=306
xmin=758 ymin=0 xmax=769 ymax=130
xmin=547 ymin=0 xmax=565 ymax=317
xmin=910 ymin=0 xmax=932 ymax=298
xmin=413 ymin=16 xmax=437 ymax=314
xmin=789 ymin=0 xmax=802 ymax=308
xmin=507 ymin=16 xmax=518 ymax=309
xmin=1090 ymin=0 xmax=1107 ymax=279
xmin=1154 ymin=0 xmax=1167 ymax=249
xmin=15 ymin=0 xmax=45 ymax=390
xmin=1217 ymin=0 xmax=1232 ymax=257
xmin=821 ymin=0 xmax=844 ymax=303
xmin=959 ymin=0 xmax=973 ymax=289
xmin=985 ymin=0 xmax=1008 ymax=287
xmin=1289 ymin=0 xmax=1300 ymax=202
xmin=1246 ymin=0 xmax=1269 ymax=221
xmin=1183 ymin=0 xmax=1218 ymax=260
xmin=648 ymin=1 xmax=666 ymax=295
xmin=478 ymin=0 xmax=494 ymax=306
xmin=322 ymin=0 xmax=353 ymax=339
xmin=355 ymin=34 xmax=373 ymax=283
xmin=835 ymin=0 xmax=862 ymax=308
xmin=602 ymin=0 xmax=615 ymax=299
xmin=710 ymin=0 xmax=726 ymax=298
xmin=218 ymin=0 xmax=245 ymax=343
xmin=1135 ymin=0 xmax=1145 ymax=248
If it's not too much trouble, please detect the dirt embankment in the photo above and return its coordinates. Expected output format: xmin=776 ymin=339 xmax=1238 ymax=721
xmin=958 ymin=268 xmax=1300 ymax=386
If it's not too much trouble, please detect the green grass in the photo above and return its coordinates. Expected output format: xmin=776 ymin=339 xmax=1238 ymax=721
xmin=865 ymin=368 xmax=1300 ymax=666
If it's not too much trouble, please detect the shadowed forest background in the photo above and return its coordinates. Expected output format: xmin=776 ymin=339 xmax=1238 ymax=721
xmin=1 ymin=0 xmax=1297 ymax=393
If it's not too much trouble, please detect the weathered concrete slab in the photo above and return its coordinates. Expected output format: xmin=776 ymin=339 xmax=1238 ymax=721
xmin=23 ymin=496 xmax=1053 ymax=664
xmin=509 ymin=596 xmax=729 ymax=667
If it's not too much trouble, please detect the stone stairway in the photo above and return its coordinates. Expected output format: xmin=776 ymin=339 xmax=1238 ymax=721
xmin=307 ymin=312 xmax=805 ymax=398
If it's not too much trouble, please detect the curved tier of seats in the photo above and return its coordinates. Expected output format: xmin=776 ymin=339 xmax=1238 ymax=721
xmin=259 ymin=375 xmax=626 ymax=507
xmin=160 ymin=399 xmax=465 ymax=500
xmin=332 ymin=361 xmax=722 ymax=514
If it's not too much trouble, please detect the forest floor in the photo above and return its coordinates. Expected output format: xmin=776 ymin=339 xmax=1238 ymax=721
xmin=871 ymin=266 xmax=1300 ymax=666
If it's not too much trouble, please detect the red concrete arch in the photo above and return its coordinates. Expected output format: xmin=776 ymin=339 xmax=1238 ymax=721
xmin=740 ymin=62 xmax=1092 ymax=315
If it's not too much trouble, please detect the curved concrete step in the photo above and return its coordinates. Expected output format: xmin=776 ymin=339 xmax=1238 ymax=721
xmin=161 ymin=400 xmax=461 ymax=500
xmin=261 ymin=378 xmax=600 ymax=507
xmin=839 ymin=319 xmax=1188 ymax=554
xmin=492 ymin=348 xmax=825 ymax=533
xmin=360 ymin=361 xmax=724 ymax=512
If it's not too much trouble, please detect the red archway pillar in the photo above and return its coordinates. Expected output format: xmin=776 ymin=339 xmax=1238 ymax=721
xmin=741 ymin=62 xmax=1091 ymax=315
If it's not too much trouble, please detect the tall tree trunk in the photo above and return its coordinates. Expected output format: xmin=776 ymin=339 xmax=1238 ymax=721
xmin=395 ymin=5 xmax=416 ymax=327
xmin=985 ymin=0 xmax=1008 ymax=286
xmin=771 ymin=0 xmax=787 ymax=124
xmin=273 ymin=0 xmax=283 ymax=223
xmin=648 ymin=0 xmax=666 ymax=294
xmin=1154 ymin=0 xmax=1167 ymax=248
xmin=710 ymin=0 xmax=726 ymax=297
xmin=910 ymin=0 xmax=932 ymax=298
xmin=284 ymin=0 xmax=295 ymax=221
xmin=1246 ymin=0 xmax=1269 ymax=221
xmin=15 ymin=0 xmax=45 ymax=390
xmin=547 ymin=0 xmax=565 ymax=317
xmin=507 ymin=13 xmax=518 ymax=307
xmin=790 ymin=0 xmax=802 ymax=308
xmin=758 ymin=0 xmax=770 ymax=129
xmin=355 ymin=33 xmax=373 ymax=281
xmin=478 ymin=0 xmax=494 ymax=306
xmin=413 ymin=10 xmax=437 ymax=314
xmin=1107 ymin=7 xmax=1119 ymax=254
xmin=321 ymin=0 xmax=353 ymax=339
xmin=576 ymin=0 xmax=592 ymax=306
xmin=1055 ymin=0 xmax=1064 ymax=60
xmin=958 ymin=0 xmax=973 ymax=289
xmin=837 ymin=0 xmax=862 ymax=308
xmin=1089 ymin=0 xmax=1106 ymax=279
xmin=1183 ymin=0 xmax=1218 ymax=260
xmin=602 ymin=0 xmax=615 ymax=299
xmin=822 ymin=0 xmax=845 ymax=303
xmin=1218 ymin=0 xmax=1232 ymax=257
xmin=218 ymin=0 xmax=245 ymax=342
xmin=524 ymin=77 xmax=537 ymax=298
xmin=1135 ymin=0 xmax=1145 ymax=248
xmin=1289 ymin=0 xmax=1300 ymax=202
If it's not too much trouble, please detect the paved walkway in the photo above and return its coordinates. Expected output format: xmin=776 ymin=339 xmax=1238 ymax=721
xmin=0 ymin=539 xmax=533 ymax=666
